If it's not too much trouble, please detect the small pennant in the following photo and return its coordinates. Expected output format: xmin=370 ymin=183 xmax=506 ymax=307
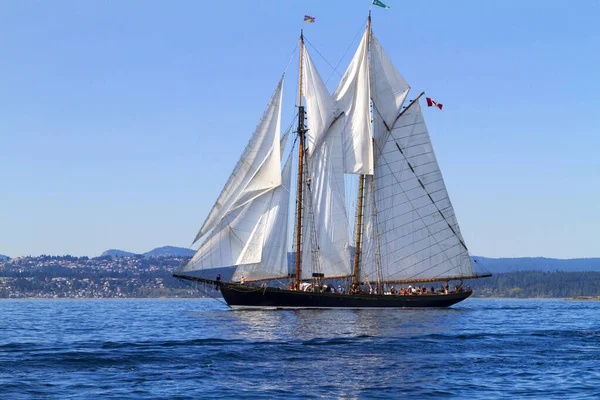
xmin=373 ymin=0 xmax=391 ymax=9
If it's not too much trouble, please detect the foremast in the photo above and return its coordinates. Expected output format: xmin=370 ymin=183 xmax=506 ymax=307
xmin=295 ymin=31 xmax=306 ymax=290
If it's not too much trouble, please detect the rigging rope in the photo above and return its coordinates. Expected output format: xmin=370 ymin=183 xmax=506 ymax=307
xmin=283 ymin=43 xmax=299 ymax=76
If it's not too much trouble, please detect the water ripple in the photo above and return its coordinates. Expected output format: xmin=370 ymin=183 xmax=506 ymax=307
xmin=0 ymin=298 xmax=599 ymax=399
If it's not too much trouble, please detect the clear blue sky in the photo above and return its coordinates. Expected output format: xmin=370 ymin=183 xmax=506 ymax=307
xmin=1 ymin=1 xmax=598 ymax=258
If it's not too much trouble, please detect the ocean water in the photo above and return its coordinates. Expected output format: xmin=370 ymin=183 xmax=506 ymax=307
xmin=0 ymin=298 xmax=599 ymax=399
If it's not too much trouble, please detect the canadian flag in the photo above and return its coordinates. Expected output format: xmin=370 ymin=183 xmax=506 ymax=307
xmin=426 ymin=97 xmax=443 ymax=110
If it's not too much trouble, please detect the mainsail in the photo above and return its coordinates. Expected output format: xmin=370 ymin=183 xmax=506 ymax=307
xmin=365 ymin=101 xmax=476 ymax=283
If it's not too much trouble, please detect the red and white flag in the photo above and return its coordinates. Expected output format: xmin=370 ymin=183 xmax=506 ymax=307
xmin=426 ymin=97 xmax=443 ymax=110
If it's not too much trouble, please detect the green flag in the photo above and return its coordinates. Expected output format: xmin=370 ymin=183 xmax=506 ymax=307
xmin=373 ymin=0 xmax=390 ymax=8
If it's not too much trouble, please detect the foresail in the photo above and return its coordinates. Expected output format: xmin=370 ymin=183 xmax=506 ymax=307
xmin=333 ymin=29 xmax=373 ymax=175
xmin=301 ymin=118 xmax=351 ymax=280
xmin=194 ymin=79 xmax=284 ymax=243
xmin=370 ymin=102 xmax=475 ymax=282
xmin=232 ymin=154 xmax=293 ymax=282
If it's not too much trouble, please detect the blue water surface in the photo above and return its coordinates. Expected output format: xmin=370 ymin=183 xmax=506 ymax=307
xmin=0 ymin=298 xmax=599 ymax=399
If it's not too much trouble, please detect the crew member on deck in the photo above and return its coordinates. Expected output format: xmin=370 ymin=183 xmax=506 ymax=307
xmin=215 ymin=274 xmax=221 ymax=291
xmin=455 ymin=281 xmax=463 ymax=292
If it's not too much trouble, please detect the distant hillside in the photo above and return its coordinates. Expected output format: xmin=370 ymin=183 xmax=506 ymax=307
xmin=472 ymin=256 xmax=600 ymax=273
xmin=0 ymin=254 xmax=9 ymax=261
xmin=100 ymin=249 xmax=138 ymax=258
xmin=143 ymin=246 xmax=194 ymax=258
xmin=99 ymin=246 xmax=194 ymax=259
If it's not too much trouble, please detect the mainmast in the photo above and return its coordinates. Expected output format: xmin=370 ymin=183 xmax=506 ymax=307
xmin=295 ymin=30 xmax=306 ymax=290
xmin=352 ymin=12 xmax=371 ymax=285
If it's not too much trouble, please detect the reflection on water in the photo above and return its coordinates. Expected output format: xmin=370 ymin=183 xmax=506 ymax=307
xmin=224 ymin=306 xmax=472 ymax=341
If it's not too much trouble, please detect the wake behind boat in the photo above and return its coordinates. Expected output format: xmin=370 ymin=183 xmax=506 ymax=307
xmin=174 ymin=12 xmax=490 ymax=309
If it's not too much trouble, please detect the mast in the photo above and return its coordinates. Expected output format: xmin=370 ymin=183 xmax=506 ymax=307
xmin=353 ymin=174 xmax=365 ymax=284
xmin=352 ymin=12 xmax=371 ymax=285
xmin=295 ymin=30 xmax=305 ymax=290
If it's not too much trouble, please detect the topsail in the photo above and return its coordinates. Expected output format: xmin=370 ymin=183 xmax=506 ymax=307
xmin=334 ymin=29 xmax=374 ymax=175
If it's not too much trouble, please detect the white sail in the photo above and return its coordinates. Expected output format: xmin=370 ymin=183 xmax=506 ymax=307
xmin=301 ymin=117 xmax=351 ymax=280
xmin=302 ymin=47 xmax=338 ymax=152
xmin=333 ymin=29 xmax=373 ymax=175
xmin=232 ymin=154 xmax=293 ymax=282
xmin=193 ymin=79 xmax=283 ymax=243
xmin=370 ymin=33 xmax=411 ymax=134
xmin=185 ymin=190 xmax=274 ymax=272
xmin=297 ymin=47 xmax=352 ymax=280
xmin=370 ymin=102 xmax=475 ymax=282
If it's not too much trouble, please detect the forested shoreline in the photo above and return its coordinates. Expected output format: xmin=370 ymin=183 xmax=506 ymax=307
xmin=469 ymin=271 xmax=600 ymax=298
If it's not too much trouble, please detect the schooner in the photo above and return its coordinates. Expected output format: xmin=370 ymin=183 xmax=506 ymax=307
xmin=173 ymin=13 xmax=491 ymax=309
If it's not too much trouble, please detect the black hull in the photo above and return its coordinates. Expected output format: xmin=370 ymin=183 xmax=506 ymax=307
xmin=220 ymin=284 xmax=472 ymax=309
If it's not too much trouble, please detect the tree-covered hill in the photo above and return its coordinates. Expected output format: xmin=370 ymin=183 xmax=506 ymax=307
xmin=470 ymin=271 xmax=600 ymax=298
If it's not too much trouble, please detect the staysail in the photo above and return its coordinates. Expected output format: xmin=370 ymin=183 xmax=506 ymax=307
xmin=193 ymin=79 xmax=284 ymax=243
xmin=181 ymin=79 xmax=290 ymax=282
xmin=231 ymin=154 xmax=293 ymax=281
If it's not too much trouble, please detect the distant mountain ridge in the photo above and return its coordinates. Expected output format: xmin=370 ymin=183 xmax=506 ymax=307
xmin=0 ymin=254 xmax=9 ymax=261
xmin=100 ymin=246 xmax=194 ymax=259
